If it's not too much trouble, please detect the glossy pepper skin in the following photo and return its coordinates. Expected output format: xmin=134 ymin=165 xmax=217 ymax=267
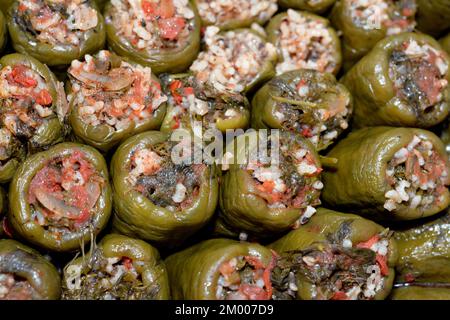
xmin=441 ymin=33 xmax=450 ymax=54
xmin=0 ymin=239 xmax=61 ymax=300
xmin=165 ymin=238 xmax=273 ymax=300
xmin=0 ymin=10 xmax=6 ymax=54
xmin=218 ymin=130 xmax=321 ymax=238
xmin=111 ymin=131 xmax=219 ymax=247
xmin=341 ymin=33 xmax=450 ymax=128
xmin=191 ymin=0 xmax=276 ymax=30
xmin=322 ymin=127 xmax=450 ymax=221
xmin=62 ymin=234 xmax=170 ymax=300
xmin=104 ymin=0 xmax=201 ymax=74
xmin=8 ymin=143 xmax=112 ymax=252
xmin=391 ymin=286 xmax=450 ymax=300
xmin=160 ymin=73 xmax=250 ymax=134
xmin=415 ymin=0 xmax=450 ymax=38
xmin=269 ymin=208 xmax=398 ymax=300
xmin=278 ymin=0 xmax=336 ymax=14
xmin=395 ymin=213 xmax=450 ymax=283
xmin=251 ymin=69 xmax=352 ymax=151
xmin=266 ymin=11 xmax=342 ymax=76
xmin=6 ymin=1 xmax=106 ymax=68
xmin=67 ymin=56 xmax=167 ymax=153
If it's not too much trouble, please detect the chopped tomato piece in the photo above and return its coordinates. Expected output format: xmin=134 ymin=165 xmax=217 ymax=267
xmin=183 ymin=87 xmax=194 ymax=96
xmin=219 ymin=261 xmax=236 ymax=276
xmin=159 ymin=17 xmax=186 ymax=40
xmin=301 ymin=127 xmax=313 ymax=138
xmin=376 ymin=254 xmax=389 ymax=276
xmin=356 ymin=235 xmax=380 ymax=249
xmin=331 ymin=291 xmax=348 ymax=300
xmin=159 ymin=0 xmax=175 ymax=19
xmin=122 ymin=257 xmax=133 ymax=270
xmin=240 ymin=284 xmax=270 ymax=300
xmin=405 ymin=273 xmax=415 ymax=283
xmin=142 ymin=0 xmax=158 ymax=18
xmin=11 ymin=65 xmax=37 ymax=88
xmin=35 ymin=90 xmax=53 ymax=106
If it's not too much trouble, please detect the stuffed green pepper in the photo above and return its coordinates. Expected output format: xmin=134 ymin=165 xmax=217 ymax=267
xmin=67 ymin=50 xmax=167 ymax=152
xmin=266 ymin=10 xmax=341 ymax=75
xmin=0 ymin=53 xmax=68 ymax=167
xmin=193 ymin=0 xmax=277 ymax=30
xmin=190 ymin=27 xmax=277 ymax=94
xmin=166 ymin=238 xmax=277 ymax=300
xmin=330 ymin=0 xmax=417 ymax=70
xmin=322 ymin=127 xmax=450 ymax=221
xmin=105 ymin=0 xmax=200 ymax=74
xmin=8 ymin=142 xmax=112 ymax=252
xmin=62 ymin=234 xmax=170 ymax=300
xmin=160 ymin=73 xmax=249 ymax=134
xmin=391 ymin=285 xmax=450 ymax=300
xmin=394 ymin=213 xmax=450 ymax=284
xmin=0 ymin=10 xmax=6 ymax=54
xmin=441 ymin=33 xmax=450 ymax=54
xmin=342 ymin=32 xmax=450 ymax=128
xmin=218 ymin=130 xmax=322 ymax=239
xmin=7 ymin=0 xmax=105 ymax=68
xmin=251 ymin=69 xmax=352 ymax=151
xmin=111 ymin=131 xmax=219 ymax=246
xmin=415 ymin=0 xmax=450 ymax=37
xmin=278 ymin=0 xmax=336 ymax=14
xmin=0 ymin=239 xmax=61 ymax=300
xmin=269 ymin=208 xmax=397 ymax=300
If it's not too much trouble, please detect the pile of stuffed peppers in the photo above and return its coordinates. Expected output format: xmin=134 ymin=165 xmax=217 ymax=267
xmin=0 ymin=0 xmax=449 ymax=302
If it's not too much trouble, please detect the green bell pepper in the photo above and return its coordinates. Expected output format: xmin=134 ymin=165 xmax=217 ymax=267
xmin=67 ymin=51 xmax=167 ymax=152
xmin=7 ymin=0 xmax=106 ymax=68
xmin=8 ymin=142 xmax=112 ymax=252
xmin=0 ymin=53 xmax=69 ymax=153
xmin=391 ymin=286 xmax=450 ymax=300
xmin=251 ymin=69 xmax=352 ymax=151
xmin=395 ymin=213 xmax=450 ymax=284
xmin=62 ymin=234 xmax=170 ymax=300
xmin=330 ymin=0 xmax=417 ymax=71
xmin=278 ymin=0 xmax=336 ymax=14
xmin=165 ymin=238 xmax=275 ymax=300
xmin=217 ymin=130 xmax=322 ymax=239
xmin=269 ymin=208 xmax=397 ymax=300
xmin=0 ymin=0 xmax=14 ymax=14
xmin=104 ymin=0 xmax=201 ymax=74
xmin=0 ymin=10 xmax=6 ymax=54
xmin=441 ymin=33 xmax=450 ymax=54
xmin=266 ymin=10 xmax=342 ymax=76
xmin=111 ymin=131 xmax=219 ymax=247
xmin=341 ymin=32 xmax=450 ymax=128
xmin=192 ymin=0 xmax=278 ymax=30
xmin=416 ymin=0 xmax=450 ymax=37
xmin=160 ymin=73 xmax=250 ymax=134
xmin=322 ymin=127 xmax=450 ymax=221
xmin=0 ymin=239 xmax=61 ymax=300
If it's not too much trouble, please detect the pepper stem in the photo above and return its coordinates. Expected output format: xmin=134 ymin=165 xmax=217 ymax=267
xmin=319 ymin=156 xmax=338 ymax=169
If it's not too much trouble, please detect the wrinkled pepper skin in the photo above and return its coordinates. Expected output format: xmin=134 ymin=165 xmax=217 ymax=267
xmin=269 ymin=208 xmax=398 ymax=300
xmin=395 ymin=213 xmax=450 ymax=283
xmin=322 ymin=127 xmax=450 ymax=221
xmin=62 ymin=234 xmax=170 ymax=300
xmin=67 ymin=59 xmax=166 ymax=153
xmin=0 ymin=10 xmax=6 ymax=54
xmin=104 ymin=1 xmax=201 ymax=74
xmin=278 ymin=0 xmax=336 ymax=14
xmin=266 ymin=11 xmax=341 ymax=76
xmin=6 ymin=1 xmax=106 ymax=68
xmin=8 ymin=143 xmax=112 ymax=252
xmin=415 ymin=0 xmax=450 ymax=38
xmin=192 ymin=0 xmax=275 ymax=30
xmin=111 ymin=131 xmax=219 ymax=247
xmin=218 ymin=130 xmax=321 ymax=237
xmin=160 ymin=73 xmax=250 ymax=134
xmin=0 ymin=53 xmax=69 ymax=152
xmin=341 ymin=33 xmax=450 ymax=128
xmin=165 ymin=238 xmax=273 ymax=300
xmin=0 ymin=239 xmax=61 ymax=300
xmin=391 ymin=286 xmax=450 ymax=300
xmin=441 ymin=33 xmax=450 ymax=54
xmin=251 ymin=69 xmax=352 ymax=151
